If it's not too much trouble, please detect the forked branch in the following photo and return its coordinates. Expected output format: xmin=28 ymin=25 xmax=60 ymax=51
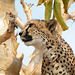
xmin=68 ymin=11 xmax=75 ymax=21
xmin=0 ymin=0 xmax=33 ymax=44
xmin=20 ymin=0 xmax=33 ymax=22
xmin=16 ymin=0 xmax=33 ymax=29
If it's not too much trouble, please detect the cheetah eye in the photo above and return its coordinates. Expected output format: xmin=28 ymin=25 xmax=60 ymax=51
xmin=29 ymin=23 xmax=34 ymax=27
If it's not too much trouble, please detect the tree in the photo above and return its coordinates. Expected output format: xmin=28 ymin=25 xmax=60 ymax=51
xmin=0 ymin=0 xmax=75 ymax=75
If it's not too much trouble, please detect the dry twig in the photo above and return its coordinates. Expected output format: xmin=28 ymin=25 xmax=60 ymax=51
xmin=16 ymin=17 xmax=25 ymax=29
xmin=20 ymin=0 xmax=33 ymax=22
xmin=68 ymin=11 xmax=75 ymax=21
xmin=13 ymin=0 xmax=34 ymax=29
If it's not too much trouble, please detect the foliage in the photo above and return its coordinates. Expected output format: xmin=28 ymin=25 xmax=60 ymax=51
xmin=54 ymin=0 xmax=69 ymax=31
xmin=62 ymin=0 xmax=69 ymax=14
xmin=37 ymin=0 xmax=74 ymax=31
xmin=44 ymin=2 xmax=52 ymax=21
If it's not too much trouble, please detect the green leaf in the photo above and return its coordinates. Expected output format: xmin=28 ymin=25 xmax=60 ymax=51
xmin=54 ymin=0 xmax=69 ymax=31
xmin=62 ymin=0 xmax=69 ymax=14
xmin=37 ymin=0 xmax=44 ymax=6
xmin=44 ymin=2 xmax=52 ymax=21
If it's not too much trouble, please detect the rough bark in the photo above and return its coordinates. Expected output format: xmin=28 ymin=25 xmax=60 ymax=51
xmin=0 ymin=0 xmax=23 ymax=75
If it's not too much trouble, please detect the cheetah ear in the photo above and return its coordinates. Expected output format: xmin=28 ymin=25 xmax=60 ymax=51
xmin=45 ymin=19 xmax=57 ymax=32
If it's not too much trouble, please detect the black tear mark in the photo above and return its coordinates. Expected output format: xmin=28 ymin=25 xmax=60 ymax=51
xmin=29 ymin=23 xmax=34 ymax=27
xmin=26 ymin=23 xmax=34 ymax=35
xmin=26 ymin=29 xmax=29 ymax=35
xmin=23 ymin=23 xmax=34 ymax=42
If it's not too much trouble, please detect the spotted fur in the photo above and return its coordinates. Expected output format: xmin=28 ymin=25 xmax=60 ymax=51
xmin=19 ymin=19 xmax=75 ymax=75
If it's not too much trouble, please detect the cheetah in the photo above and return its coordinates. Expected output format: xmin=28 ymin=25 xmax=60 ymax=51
xmin=19 ymin=19 xmax=75 ymax=75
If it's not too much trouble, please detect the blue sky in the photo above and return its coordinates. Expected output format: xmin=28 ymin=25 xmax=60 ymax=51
xmin=15 ymin=0 xmax=75 ymax=66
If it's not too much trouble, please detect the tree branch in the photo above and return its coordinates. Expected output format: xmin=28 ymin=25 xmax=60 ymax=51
xmin=20 ymin=0 xmax=33 ymax=22
xmin=0 ymin=12 xmax=16 ymax=44
xmin=68 ymin=11 xmax=75 ymax=21
xmin=0 ymin=0 xmax=34 ymax=44
xmin=16 ymin=17 xmax=25 ymax=29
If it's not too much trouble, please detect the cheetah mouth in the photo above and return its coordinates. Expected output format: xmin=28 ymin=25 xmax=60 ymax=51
xmin=21 ymin=35 xmax=32 ymax=42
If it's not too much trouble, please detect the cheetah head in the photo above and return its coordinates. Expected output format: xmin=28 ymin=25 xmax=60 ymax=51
xmin=19 ymin=19 xmax=57 ymax=49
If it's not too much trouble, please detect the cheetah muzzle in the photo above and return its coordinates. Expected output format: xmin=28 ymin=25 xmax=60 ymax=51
xmin=19 ymin=32 xmax=32 ymax=42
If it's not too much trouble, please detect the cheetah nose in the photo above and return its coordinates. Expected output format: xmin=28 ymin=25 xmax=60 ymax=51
xmin=19 ymin=32 xmax=23 ymax=36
